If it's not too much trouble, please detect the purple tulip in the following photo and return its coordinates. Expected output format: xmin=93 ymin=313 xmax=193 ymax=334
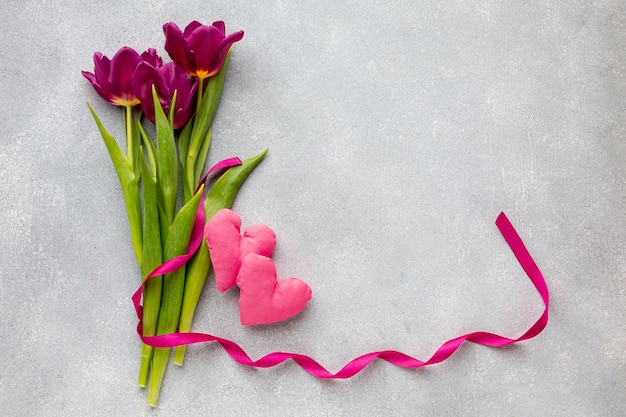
xmin=163 ymin=21 xmax=244 ymax=79
xmin=82 ymin=47 xmax=162 ymax=107
xmin=132 ymin=61 xmax=198 ymax=128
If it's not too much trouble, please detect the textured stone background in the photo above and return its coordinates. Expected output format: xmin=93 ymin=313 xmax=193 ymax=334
xmin=1 ymin=1 xmax=624 ymax=416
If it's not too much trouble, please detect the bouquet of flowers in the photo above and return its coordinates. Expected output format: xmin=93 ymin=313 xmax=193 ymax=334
xmin=83 ymin=20 xmax=266 ymax=407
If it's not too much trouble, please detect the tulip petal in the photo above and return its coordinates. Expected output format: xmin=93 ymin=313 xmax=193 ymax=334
xmin=211 ymin=21 xmax=225 ymax=35
xmin=158 ymin=63 xmax=176 ymax=97
xmin=165 ymin=63 xmax=197 ymax=128
xmin=183 ymin=20 xmax=203 ymax=37
xmin=164 ymin=22 xmax=195 ymax=75
xmin=141 ymin=48 xmax=163 ymax=68
xmin=209 ymin=30 xmax=244 ymax=77
xmin=187 ymin=25 xmax=224 ymax=76
xmin=82 ymin=70 xmax=109 ymax=102
xmin=173 ymin=76 xmax=197 ymax=128
xmin=93 ymin=52 xmax=111 ymax=90
xmin=90 ymin=52 xmax=117 ymax=102
xmin=133 ymin=62 xmax=162 ymax=124
xmin=109 ymin=47 xmax=142 ymax=105
xmin=81 ymin=70 xmax=97 ymax=85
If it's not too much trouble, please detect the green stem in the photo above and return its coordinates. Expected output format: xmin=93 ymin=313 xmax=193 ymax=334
xmin=178 ymin=120 xmax=193 ymax=204
xmin=123 ymin=182 xmax=143 ymax=267
xmin=147 ymin=188 xmax=203 ymax=407
xmin=186 ymin=78 xmax=204 ymax=201
xmin=147 ymin=348 xmax=169 ymax=407
xmin=173 ymin=241 xmax=211 ymax=365
xmin=124 ymin=105 xmax=134 ymax=169
xmin=138 ymin=343 xmax=154 ymax=388
xmin=195 ymin=76 xmax=205 ymax=117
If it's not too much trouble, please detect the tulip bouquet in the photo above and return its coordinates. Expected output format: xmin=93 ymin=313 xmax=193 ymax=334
xmin=83 ymin=20 xmax=266 ymax=407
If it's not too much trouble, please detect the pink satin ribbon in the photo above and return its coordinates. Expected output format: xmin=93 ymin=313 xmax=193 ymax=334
xmin=133 ymin=211 xmax=549 ymax=378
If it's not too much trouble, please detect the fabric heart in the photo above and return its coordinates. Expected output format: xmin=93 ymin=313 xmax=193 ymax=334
xmin=237 ymin=252 xmax=312 ymax=326
xmin=204 ymin=209 xmax=276 ymax=292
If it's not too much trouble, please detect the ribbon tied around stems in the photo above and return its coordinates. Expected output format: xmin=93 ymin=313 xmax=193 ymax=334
xmin=133 ymin=192 xmax=549 ymax=378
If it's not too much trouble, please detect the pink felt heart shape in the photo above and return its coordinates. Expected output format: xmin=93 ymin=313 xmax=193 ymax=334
xmin=205 ymin=209 xmax=276 ymax=292
xmin=237 ymin=252 xmax=312 ymax=326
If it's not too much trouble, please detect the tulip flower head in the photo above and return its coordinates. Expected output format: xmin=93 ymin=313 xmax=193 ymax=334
xmin=163 ymin=21 xmax=244 ymax=80
xmin=82 ymin=47 xmax=137 ymax=106
xmin=133 ymin=61 xmax=198 ymax=129
xmin=82 ymin=47 xmax=162 ymax=107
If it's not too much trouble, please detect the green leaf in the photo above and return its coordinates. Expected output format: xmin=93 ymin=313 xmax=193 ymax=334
xmin=88 ymin=104 xmax=142 ymax=265
xmin=193 ymin=128 xmax=212 ymax=186
xmin=140 ymin=150 xmax=162 ymax=286
xmin=137 ymin=148 xmax=162 ymax=387
xmin=205 ymin=148 xmax=268 ymax=218
xmin=178 ymin=115 xmax=193 ymax=167
xmin=131 ymin=109 xmax=142 ymax=180
xmin=162 ymin=184 xmax=203 ymax=263
xmin=88 ymin=104 xmax=135 ymax=185
xmin=168 ymin=90 xmax=178 ymax=125
xmin=178 ymin=117 xmax=193 ymax=202
xmin=153 ymin=86 xmax=178 ymax=224
xmin=138 ymin=120 xmax=158 ymax=178
xmin=157 ymin=202 xmax=169 ymax=252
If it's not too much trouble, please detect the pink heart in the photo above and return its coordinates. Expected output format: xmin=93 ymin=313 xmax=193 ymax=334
xmin=237 ymin=252 xmax=312 ymax=326
xmin=204 ymin=209 xmax=276 ymax=292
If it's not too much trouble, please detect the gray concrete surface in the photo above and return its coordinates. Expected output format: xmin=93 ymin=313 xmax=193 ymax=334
xmin=1 ymin=1 xmax=624 ymax=416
